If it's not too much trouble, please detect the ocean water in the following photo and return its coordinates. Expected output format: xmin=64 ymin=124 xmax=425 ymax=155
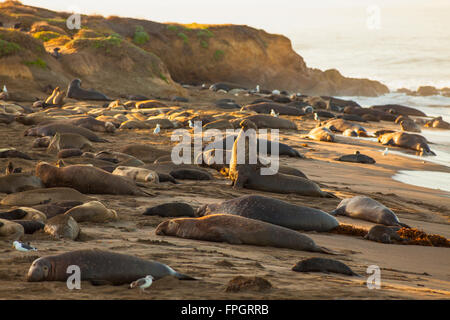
xmin=337 ymin=93 xmax=450 ymax=192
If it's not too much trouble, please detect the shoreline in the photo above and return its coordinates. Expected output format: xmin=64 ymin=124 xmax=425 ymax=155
xmin=1 ymin=87 xmax=449 ymax=300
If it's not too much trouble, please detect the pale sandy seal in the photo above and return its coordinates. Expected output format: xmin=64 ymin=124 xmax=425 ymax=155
xmin=377 ymin=131 xmax=435 ymax=156
xmin=324 ymin=119 xmax=368 ymax=137
xmin=112 ymin=166 xmax=159 ymax=183
xmin=64 ymin=201 xmax=118 ymax=223
xmin=120 ymin=144 xmax=170 ymax=163
xmin=27 ymin=249 xmax=196 ymax=284
xmin=44 ymin=214 xmax=80 ymax=240
xmin=143 ymin=202 xmax=195 ymax=217
xmin=292 ymin=258 xmax=359 ymax=276
xmin=231 ymin=115 xmax=297 ymax=130
xmin=331 ymin=196 xmax=410 ymax=227
xmin=0 ymin=173 xmax=44 ymax=193
xmin=400 ymin=119 xmax=421 ymax=133
xmin=0 ymin=219 xmax=24 ymax=240
xmin=1 ymin=187 xmax=94 ymax=206
xmin=35 ymin=162 xmax=152 ymax=196
xmin=303 ymin=127 xmax=335 ymax=142
xmin=47 ymin=132 xmax=93 ymax=153
xmin=156 ymin=214 xmax=337 ymax=254
xmin=196 ymin=195 xmax=339 ymax=232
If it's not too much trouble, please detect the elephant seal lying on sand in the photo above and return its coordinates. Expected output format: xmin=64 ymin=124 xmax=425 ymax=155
xmin=27 ymin=249 xmax=196 ymax=284
xmin=35 ymin=162 xmax=151 ymax=196
xmin=377 ymin=132 xmax=435 ymax=156
xmin=196 ymin=195 xmax=339 ymax=232
xmin=331 ymin=196 xmax=410 ymax=227
xmin=156 ymin=214 xmax=337 ymax=254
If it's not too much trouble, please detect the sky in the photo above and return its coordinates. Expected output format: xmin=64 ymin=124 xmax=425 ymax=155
xmin=14 ymin=1 xmax=450 ymax=89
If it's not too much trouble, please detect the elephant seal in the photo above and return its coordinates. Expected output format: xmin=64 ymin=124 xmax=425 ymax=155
xmin=0 ymin=174 xmax=44 ymax=193
xmin=120 ymin=144 xmax=170 ymax=163
xmin=196 ymin=195 xmax=339 ymax=232
xmin=47 ymin=132 xmax=93 ymax=153
xmin=377 ymin=132 xmax=435 ymax=156
xmin=0 ymin=219 xmax=24 ymax=240
xmin=57 ymin=148 xmax=83 ymax=159
xmin=44 ymin=215 xmax=80 ymax=240
xmin=292 ymin=258 xmax=359 ymax=276
xmin=25 ymin=123 xmax=107 ymax=143
xmin=323 ymin=119 xmax=368 ymax=137
xmin=231 ymin=115 xmax=297 ymax=130
xmin=143 ymin=203 xmax=195 ymax=217
xmin=64 ymin=201 xmax=118 ymax=223
xmin=12 ymin=207 xmax=47 ymax=222
xmin=32 ymin=137 xmax=52 ymax=148
xmin=13 ymin=220 xmax=45 ymax=234
xmin=331 ymin=196 xmax=409 ymax=227
xmin=169 ymin=169 xmax=213 ymax=180
xmin=204 ymin=135 xmax=302 ymax=158
xmin=230 ymin=166 xmax=334 ymax=198
xmin=342 ymin=129 xmax=358 ymax=137
xmin=1 ymin=187 xmax=94 ymax=206
xmin=51 ymin=117 xmax=116 ymax=133
xmin=66 ymin=79 xmax=111 ymax=101
xmin=27 ymin=249 xmax=196 ymax=284
xmin=0 ymin=149 xmax=32 ymax=160
xmin=156 ymin=214 xmax=337 ymax=254
xmin=303 ymin=127 xmax=335 ymax=142
xmin=364 ymin=225 xmax=403 ymax=244
xmin=112 ymin=166 xmax=159 ymax=183
xmin=335 ymin=151 xmax=376 ymax=164
xmin=370 ymin=104 xmax=426 ymax=117
xmin=425 ymin=117 xmax=450 ymax=129
xmin=0 ymin=209 xmax=27 ymax=220
xmin=33 ymin=201 xmax=84 ymax=219
xmin=241 ymin=103 xmax=304 ymax=116
xmin=400 ymin=119 xmax=421 ymax=133
xmin=35 ymin=162 xmax=151 ymax=196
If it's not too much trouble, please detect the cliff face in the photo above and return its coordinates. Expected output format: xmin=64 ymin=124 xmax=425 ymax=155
xmin=0 ymin=1 xmax=389 ymax=98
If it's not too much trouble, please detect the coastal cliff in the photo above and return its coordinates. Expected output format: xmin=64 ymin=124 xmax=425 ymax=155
xmin=0 ymin=1 xmax=389 ymax=98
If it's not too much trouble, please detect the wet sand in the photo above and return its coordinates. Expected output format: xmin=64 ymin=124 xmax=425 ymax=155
xmin=0 ymin=89 xmax=449 ymax=300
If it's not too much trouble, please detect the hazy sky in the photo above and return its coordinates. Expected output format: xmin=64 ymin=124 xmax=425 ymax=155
xmin=18 ymin=0 xmax=450 ymax=34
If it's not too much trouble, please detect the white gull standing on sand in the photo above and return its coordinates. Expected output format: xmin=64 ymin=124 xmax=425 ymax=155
xmin=130 ymin=275 xmax=154 ymax=293
xmin=13 ymin=241 xmax=37 ymax=252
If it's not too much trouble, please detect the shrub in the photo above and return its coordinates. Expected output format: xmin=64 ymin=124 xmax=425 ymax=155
xmin=133 ymin=26 xmax=150 ymax=45
xmin=214 ymin=49 xmax=224 ymax=61
xmin=0 ymin=39 xmax=21 ymax=57
xmin=159 ymin=72 xmax=169 ymax=83
xmin=167 ymin=25 xmax=178 ymax=32
xmin=177 ymin=32 xmax=189 ymax=44
xmin=197 ymin=29 xmax=214 ymax=38
xmin=200 ymin=40 xmax=208 ymax=49
xmin=23 ymin=58 xmax=47 ymax=68
xmin=32 ymin=31 xmax=62 ymax=42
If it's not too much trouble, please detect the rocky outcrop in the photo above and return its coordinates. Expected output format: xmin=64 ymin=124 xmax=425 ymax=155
xmin=0 ymin=1 xmax=389 ymax=98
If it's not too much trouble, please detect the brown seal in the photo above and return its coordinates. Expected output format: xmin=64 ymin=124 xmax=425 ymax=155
xmin=0 ymin=173 xmax=44 ymax=194
xmin=64 ymin=201 xmax=118 ymax=223
xmin=303 ymin=127 xmax=335 ymax=142
xmin=27 ymin=249 xmax=196 ymax=284
xmin=0 ymin=219 xmax=24 ymax=240
xmin=0 ymin=187 xmax=94 ymax=206
xmin=156 ymin=214 xmax=337 ymax=254
xmin=35 ymin=162 xmax=152 ymax=196
xmin=44 ymin=215 xmax=80 ymax=240
xmin=377 ymin=132 xmax=435 ymax=156
xmin=364 ymin=225 xmax=404 ymax=244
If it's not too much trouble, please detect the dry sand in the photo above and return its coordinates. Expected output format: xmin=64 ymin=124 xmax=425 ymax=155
xmin=0 ymin=89 xmax=449 ymax=300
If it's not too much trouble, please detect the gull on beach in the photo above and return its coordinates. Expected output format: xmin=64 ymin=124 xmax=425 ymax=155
xmin=2 ymin=85 xmax=7 ymax=93
xmin=153 ymin=124 xmax=161 ymax=135
xmin=188 ymin=120 xmax=195 ymax=128
xmin=314 ymin=113 xmax=320 ymax=122
xmin=270 ymin=109 xmax=279 ymax=118
xmin=272 ymin=89 xmax=280 ymax=95
xmin=382 ymin=148 xmax=389 ymax=156
xmin=130 ymin=275 xmax=154 ymax=293
xmin=256 ymin=85 xmax=260 ymax=93
xmin=13 ymin=241 xmax=37 ymax=252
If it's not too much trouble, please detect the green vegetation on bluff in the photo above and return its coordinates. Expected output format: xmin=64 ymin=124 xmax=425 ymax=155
xmin=0 ymin=39 xmax=21 ymax=57
xmin=23 ymin=58 xmax=47 ymax=68
xmin=32 ymin=31 xmax=62 ymax=42
xmin=133 ymin=26 xmax=150 ymax=45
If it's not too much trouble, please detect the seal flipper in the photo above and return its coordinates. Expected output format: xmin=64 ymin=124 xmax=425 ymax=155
xmin=397 ymin=222 xmax=410 ymax=229
xmin=232 ymin=169 xmax=248 ymax=189
xmin=316 ymin=246 xmax=342 ymax=255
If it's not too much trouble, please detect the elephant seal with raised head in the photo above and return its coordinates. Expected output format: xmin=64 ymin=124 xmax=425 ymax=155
xmin=66 ymin=79 xmax=111 ymax=101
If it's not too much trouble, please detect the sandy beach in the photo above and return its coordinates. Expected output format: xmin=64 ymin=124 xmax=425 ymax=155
xmin=1 ymin=88 xmax=449 ymax=300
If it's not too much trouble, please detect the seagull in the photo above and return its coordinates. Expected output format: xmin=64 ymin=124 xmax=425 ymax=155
xmin=382 ymin=148 xmax=389 ymax=156
xmin=256 ymin=85 xmax=260 ymax=93
xmin=188 ymin=120 xmax=194 ymax=128
xmin=272 ymin=89 xmax=280 ymax=95
xmin=270 ymin=109 xmax=279 ymax=118
xmin=314 ymin=113 xmax=320 ymax=122
xmin=153 ymin=124 xmax=161 ymax=135
xmin=2 ymin=85 xmax=7 ymax=93
xmin=13 ymin=241 xmax=37 ymax=252
xmin=130 ymin=275 xmax=154 ymax=293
